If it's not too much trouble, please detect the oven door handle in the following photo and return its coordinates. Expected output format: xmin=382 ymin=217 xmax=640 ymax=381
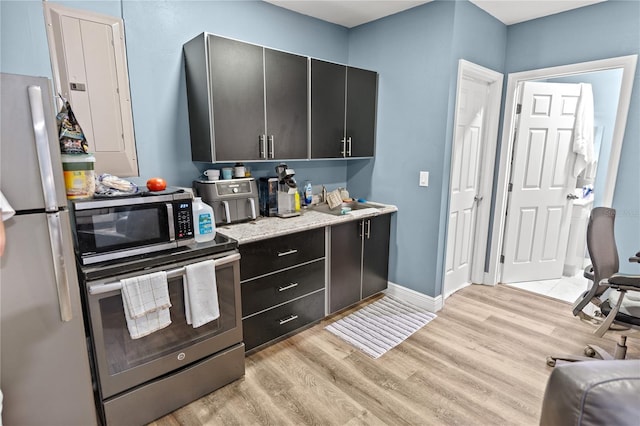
xmin=88 ymin=252 xmax=241 ymax=295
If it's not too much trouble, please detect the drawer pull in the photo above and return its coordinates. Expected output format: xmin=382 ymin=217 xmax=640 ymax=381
xmin=277 ymin=249 xmax=298 ymax=257
xmin=278 ymin=282 xmax=299 ymax=292
xmin=278 ymin=315 xmax=299 ymax=325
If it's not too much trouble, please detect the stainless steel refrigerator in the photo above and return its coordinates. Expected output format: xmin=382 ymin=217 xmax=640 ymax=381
xmin=0 ymin=73 xmax=97 ymax=425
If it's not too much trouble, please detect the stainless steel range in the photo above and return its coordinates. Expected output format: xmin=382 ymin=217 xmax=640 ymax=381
xmin=77 ymin=234 xmax=244 ymax=425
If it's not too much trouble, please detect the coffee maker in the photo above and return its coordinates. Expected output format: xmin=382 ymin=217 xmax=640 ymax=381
xmin=275 ymin=163 xmax=300 ymax=218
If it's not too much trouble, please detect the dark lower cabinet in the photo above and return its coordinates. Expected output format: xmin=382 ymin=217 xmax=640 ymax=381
xmin=243 ymin=290 xmax=325 ymax=352
xmin=330 ymin=214 xmax=391 ymax=313
xmin=240 ymin=228 xmax=325 ymax=352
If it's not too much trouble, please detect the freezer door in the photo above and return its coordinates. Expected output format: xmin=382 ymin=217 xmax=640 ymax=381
xmin=0 ymin=210 xmax=97 ymax=425
xmin=0 ymin=73 xmax=68 ymax=211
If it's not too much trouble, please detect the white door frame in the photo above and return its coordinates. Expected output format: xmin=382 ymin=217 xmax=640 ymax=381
xmin=443 ymin=59 xmax=503 ymax=298
xmin=486 ymin=55 xmax=638 ymax=286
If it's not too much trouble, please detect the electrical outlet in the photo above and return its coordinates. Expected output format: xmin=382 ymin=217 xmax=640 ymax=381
xmin=419 ymin=171 xmax=429 ymax=187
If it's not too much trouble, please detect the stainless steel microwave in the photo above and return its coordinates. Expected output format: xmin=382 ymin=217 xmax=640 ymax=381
xmin=70 ymin=192 xmax=195 ymax=265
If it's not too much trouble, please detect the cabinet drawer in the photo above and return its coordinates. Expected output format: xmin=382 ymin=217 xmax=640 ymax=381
xmin=240 ymin=228 xmax=324 ymax=280
xmin=242 ymin=259 xmax=325 ymax=317
xmin=243 ymin=290 xmax=325 ymax=351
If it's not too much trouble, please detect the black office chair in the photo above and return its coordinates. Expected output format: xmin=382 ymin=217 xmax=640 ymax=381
xmin=547 ymin=207 xmax=640 ymax=366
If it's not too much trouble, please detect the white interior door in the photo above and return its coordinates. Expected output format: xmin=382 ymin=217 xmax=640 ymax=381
xmin=501 ymin=81 xmax=581 ymax=283
xmin=444 ymin=76 xmax=489 ymax=296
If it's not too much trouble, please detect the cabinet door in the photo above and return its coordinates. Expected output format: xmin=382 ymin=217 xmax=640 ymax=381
xmin=311 ymin=59 xmax=346 ymax=159
xmin=265 ymin=49 xmax=308 ymax=160
xmin=362 ymin=214 xmax=391 ymax=299
xmin=208 ymin=35 xmax=264 ymax=161
xmin=329 ymin=221 xmax=363 ymax=313
xmin=346 ymin=66 xmax=377 ymax=158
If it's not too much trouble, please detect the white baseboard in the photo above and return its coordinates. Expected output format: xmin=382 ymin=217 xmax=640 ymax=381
xmin=384 ymin=282 xmax=443 ymax=313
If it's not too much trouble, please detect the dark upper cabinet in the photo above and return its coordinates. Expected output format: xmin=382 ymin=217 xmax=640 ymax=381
xmin=311 ymin=59 xmax=346 ymax=159
xmin=346 ymin=66 xmax=378 ymax=158
xmin=184 ymin=34 xmax=308 ymax=162
xmin=311 ymin=59 xmax=378 ymax=159
xmin=264 ymin=48 xmax=308 ymax=160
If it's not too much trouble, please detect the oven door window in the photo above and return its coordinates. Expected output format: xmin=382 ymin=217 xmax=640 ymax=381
xmin=75 ymin=205 xmax=170 ymax=255
xmin=94 ymin=265 xmax=237 ymax=378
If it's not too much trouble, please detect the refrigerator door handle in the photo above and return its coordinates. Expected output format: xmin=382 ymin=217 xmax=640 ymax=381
xmin=47 ymin=212 xmax=73 ymax=322
xmin=28 ymin=85 xmax=59 ymax=213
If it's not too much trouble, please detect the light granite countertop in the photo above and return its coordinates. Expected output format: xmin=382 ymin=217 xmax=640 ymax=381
xmin=215 ymin=202 xmax=397 ymax=245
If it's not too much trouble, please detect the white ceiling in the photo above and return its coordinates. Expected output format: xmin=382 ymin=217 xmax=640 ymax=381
xmin=264 ymin=0 xmax=607 ymax=28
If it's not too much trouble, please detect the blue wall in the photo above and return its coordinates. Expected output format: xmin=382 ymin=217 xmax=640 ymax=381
xmin=506 ymin=0 xmax=640 ymax=273
xmin=346 ymin=0 xmax=506 ymax=296
xmin=1 ymin=0 xmax=637 ymax=291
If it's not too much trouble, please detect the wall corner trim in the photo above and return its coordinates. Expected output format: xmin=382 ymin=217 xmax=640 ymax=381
xmin=384 ymin=282 xmax=443 ymax=313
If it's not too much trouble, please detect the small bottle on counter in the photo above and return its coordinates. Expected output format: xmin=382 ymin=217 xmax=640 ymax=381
xmin=192 ymin=197 xmax=215 ymax=242
xmin=303 ymin=180 xmax=313 ymax=205
xmin=294 ymin=191 xmax=301 ymax=212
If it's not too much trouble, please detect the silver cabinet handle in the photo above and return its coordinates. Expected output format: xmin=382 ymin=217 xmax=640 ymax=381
xmin=279 ymin=314 xmax=298 ymax=325
xmin=248 ymin=198 xmax=257 ymax=219
xmin=268 ymin=135 xmax=274 ymax=158
xmin=259 ymin=134 xmax=266 ymax=159
xmin=365 ymin=219 xmax=371 ymax=239
xmin=278 ymin=282 xmax=299 ymax=292
xmin=359 ymin=220 xmax=364 ymax=238
xmin=347 ymin=136 xmax=352 ymax=157
xmin=28 ymin=85 xmax=58 ymax=212
xmin=277 ymin=249 xmax=298 ymax=257
xmin=222 ymin=200 xmax=231 ymax=223
xmin=567 ymin=193 xmax=579 ymax=200
xmin=47 ymin=213 xmax=73 ymax=322
xmin=341 ymin=137 xmax=346 ymax=157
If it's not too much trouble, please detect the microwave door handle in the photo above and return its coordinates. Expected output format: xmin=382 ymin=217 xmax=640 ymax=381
xmin=222 ymin=201 xmax=231 ymax=224
xmin=166 ymin=203 xmax=175 ymax=241
xmin=28 ymin=85 xmax=59 ymax=212
xmin=248 ymin=198 xmax=257 ymax=220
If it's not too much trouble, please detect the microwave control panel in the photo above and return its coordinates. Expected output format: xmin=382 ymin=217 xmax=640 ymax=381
xmin=174 ymin=201 xmax=194 ymax=239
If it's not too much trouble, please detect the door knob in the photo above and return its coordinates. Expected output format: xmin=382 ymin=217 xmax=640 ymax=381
xmin=567 ymin=193 xmax=579 ymax=200
xmin=474 ymin=195 xmax=483 ymax=203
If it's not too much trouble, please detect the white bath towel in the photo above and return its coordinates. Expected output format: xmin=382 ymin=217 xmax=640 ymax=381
xmin=184 ymin=260 xmax=219 ymax=328
xmin=573 ymin=83 xmax=595 ymax=177
xmin=121 ymin=271 xmax=172 ymax=339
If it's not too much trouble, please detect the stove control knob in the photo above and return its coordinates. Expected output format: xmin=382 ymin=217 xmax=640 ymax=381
xmin=232 ymin=187 xmax=239 ymax=193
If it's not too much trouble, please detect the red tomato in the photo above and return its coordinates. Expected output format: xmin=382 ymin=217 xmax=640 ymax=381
xmin=146 ymin=177 xmax=167 ymax=191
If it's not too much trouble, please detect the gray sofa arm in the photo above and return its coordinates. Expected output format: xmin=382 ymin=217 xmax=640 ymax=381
xmin=540 ymin=360 xmax=640 ymax=426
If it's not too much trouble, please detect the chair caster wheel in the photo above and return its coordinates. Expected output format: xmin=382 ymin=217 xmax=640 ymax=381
xmin=546 ymin=357 xmax=556 ymax=367
xmin=584 ymin=346 xmax=596 ymax=357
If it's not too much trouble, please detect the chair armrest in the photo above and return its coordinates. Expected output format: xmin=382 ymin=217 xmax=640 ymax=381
xmin=608 ymin=273 xmax=640 ymax=288
xmin=584 ymin=265 xmax=594 ymax=281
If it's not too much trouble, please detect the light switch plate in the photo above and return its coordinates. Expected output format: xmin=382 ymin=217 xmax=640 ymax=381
xmin=419 ymin=171 xmax=429 ymax=187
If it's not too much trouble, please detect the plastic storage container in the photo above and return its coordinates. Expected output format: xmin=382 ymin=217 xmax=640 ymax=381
xmin=61 ymin=153 xmax=96 ymax=199
xmin=192 ymin=197 xmax=215 ymax=242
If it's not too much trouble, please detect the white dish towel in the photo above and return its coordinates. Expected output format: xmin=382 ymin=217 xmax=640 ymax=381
xmin=573 ymin=82 xmax=595 ymax=177
xmin=121 ymin=271 xmax=172 ymax=339
xmin=184 ymin=260 xmax=219 ymax=328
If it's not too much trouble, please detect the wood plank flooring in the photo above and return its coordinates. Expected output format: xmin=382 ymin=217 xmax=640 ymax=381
xmin=149 ymin=284 xmax=639 ymax=425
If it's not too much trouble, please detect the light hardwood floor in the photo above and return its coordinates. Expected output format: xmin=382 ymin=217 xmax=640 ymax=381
xmin=150 ymin=284 xmax=639 ymax=425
